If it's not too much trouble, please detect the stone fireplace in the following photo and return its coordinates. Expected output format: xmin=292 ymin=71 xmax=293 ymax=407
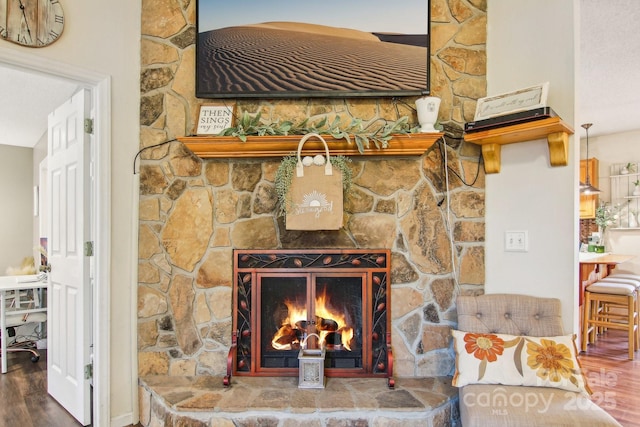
xmin=138 ymin=0 xmax=487 ymax=381
xmin=137 ymin=148 xmax=485 ymax=425
xmin=137 ymin=2 xmax=487 ymax=424
xmin=138 ymin=149 xmax=485 ymax=378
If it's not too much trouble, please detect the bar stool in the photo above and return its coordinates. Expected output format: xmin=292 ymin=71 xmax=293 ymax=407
xmin=582 ymin=281 xmax=638 ymax=360
xmin=597 ymin=275 xmax=640 ymax=344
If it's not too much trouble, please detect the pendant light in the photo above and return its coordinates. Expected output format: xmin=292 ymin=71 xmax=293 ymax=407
xmin=580 ymin=123 xmax=601 ymax=194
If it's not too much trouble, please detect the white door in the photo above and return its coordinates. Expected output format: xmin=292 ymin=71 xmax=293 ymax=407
xmin=47 ymin=89 xmax=93 ymax=425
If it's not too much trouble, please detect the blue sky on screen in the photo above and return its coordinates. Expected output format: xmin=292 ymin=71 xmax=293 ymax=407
xmin=198 ymin=0 xmax=428 ymax=34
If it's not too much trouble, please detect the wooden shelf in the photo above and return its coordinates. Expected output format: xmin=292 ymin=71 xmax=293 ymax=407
xmin=463 ymin=117 xmax=574 ymax=173
xmin=177 ymin=133 xmax=443 ymax=158
xmin=609 ymin=172 xmax=640 ymax=178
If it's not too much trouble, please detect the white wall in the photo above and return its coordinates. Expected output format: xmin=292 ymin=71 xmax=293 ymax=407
xmin=587 ymin=129 xmax=640 ymax=274
xmin=485 ymin=0 xmax=579 ymax=333
xmin=0 ymin=0 xmax=141 ymax=424
xmin=32 ymin=134 xmax=48 ymax=259
xmin=0 ymin=145 xmax=34 ymax=274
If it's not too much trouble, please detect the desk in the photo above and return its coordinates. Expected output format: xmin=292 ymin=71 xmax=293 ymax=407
xmin=0 ymin=274 xmax=48 ymax=373
xmin=579 ymin=253 xmax=636 ymax=306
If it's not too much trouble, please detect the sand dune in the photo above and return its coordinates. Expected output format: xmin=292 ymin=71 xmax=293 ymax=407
xmin=245 ymin=22 xmax=381 ymax=42
xmin=197 ymin=25 xmax=428 ymax=97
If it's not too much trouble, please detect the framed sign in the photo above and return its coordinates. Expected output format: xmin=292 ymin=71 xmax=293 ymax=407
xmin=474 ymin=82 xmax=550 ymax=121
xmin=196 ymin=0 xmax=430 ymax=99
xmin=196 ymin=104 xmax=235 ymax=135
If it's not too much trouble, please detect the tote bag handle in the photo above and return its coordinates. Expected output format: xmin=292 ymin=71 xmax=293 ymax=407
xmin=295 ymin=133 xmax=333 ymax=177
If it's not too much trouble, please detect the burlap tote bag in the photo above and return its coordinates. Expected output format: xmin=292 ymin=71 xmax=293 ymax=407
xmin=285 ymin=133 xmax=343 ymax=230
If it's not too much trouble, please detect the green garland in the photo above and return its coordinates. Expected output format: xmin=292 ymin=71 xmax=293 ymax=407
xmin=220 ymin=112 xmax=417 ymax=154
xmin=274 ymin=154 xmax=352 ymax=217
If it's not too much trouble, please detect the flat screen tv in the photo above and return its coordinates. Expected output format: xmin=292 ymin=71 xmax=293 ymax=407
xmin=196 ymin=0 xmax=430 ymax=99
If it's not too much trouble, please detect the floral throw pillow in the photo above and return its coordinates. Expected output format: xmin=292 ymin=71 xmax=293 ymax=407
xmin=451 ymin=330 xmax=591 ymax=394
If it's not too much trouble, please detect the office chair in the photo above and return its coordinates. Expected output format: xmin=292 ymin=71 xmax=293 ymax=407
xmin=1 ymin=275 xmax=47 ymax=372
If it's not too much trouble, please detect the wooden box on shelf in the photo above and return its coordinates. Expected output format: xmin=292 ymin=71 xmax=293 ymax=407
xmin=580 ymin=158 xmax=599 ymax=219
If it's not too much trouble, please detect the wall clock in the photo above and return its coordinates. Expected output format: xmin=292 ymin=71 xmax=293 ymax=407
xmin=0 ymin=0 xmax=65 ymax=47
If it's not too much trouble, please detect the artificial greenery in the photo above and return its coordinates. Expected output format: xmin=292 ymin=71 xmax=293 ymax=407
xmin=274 ymin=153 xmax=353 ymax=218
xmin=595 ymin=202 xmax=618 ymax=235
xmin=220 ymin=111 xmax=418 ymax=154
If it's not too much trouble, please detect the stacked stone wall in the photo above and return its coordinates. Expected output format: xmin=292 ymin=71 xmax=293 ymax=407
xmin=138 ymin=0 xmax=487 ymax=378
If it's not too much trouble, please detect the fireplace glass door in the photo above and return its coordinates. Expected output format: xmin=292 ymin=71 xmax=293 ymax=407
xmin=259 ymin=273 xmax=364 ymax=374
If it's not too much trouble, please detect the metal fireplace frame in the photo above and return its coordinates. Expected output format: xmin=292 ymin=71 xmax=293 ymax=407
xmin=225 ymin=249 xmax=394 ymax=388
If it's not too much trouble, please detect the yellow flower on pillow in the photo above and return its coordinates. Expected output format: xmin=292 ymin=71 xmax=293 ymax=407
xmin=463 ymin=333 xmax=505 ymax=362
xmin=526 ymin=338 xmax=574 ymax=382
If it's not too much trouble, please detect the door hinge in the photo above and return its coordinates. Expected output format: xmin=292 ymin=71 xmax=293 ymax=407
xmin=84 ymin=118 xmax=94 ymax=135
xmin=84 ymin=363 xmax=93 ymax=380
xmin=84 ymin=241 xmax=94 ymax=257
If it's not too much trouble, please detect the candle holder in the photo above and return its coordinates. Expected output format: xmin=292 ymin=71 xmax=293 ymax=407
xmin=298 ymin=333 xmax=326 ymax=389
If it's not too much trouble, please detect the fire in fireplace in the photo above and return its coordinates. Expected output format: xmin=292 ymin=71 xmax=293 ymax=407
xmin=226 ymin=249 xmax=394 ymax=387
xmin=271 ymin=286 xmax=356 ymax=352
xmin=260 ymin=273 xmax=364 ymax=371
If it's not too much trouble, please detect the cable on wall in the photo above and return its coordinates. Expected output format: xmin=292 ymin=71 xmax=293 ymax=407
xmin=433 ymin=137 xmax=484 ymax=293
xmin=132 ymin=138 xmax=177 ymax=174
xmin=444 ymin=144 xmax=484 ymax=187
xmin=392 ymin=96 xmax=485 ymax=292
xmin=437 ymin=138 xmax=460 ymax=290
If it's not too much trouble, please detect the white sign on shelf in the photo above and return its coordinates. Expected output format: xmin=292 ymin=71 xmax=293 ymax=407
xmin=474 ymin=82 xmax=549 ymax=121
xmin=196 ymin=104 xmax=235 ymax=136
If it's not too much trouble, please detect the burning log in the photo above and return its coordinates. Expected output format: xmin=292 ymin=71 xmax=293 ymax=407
xmin=271 ymin=292 xmax=356 ymax=352
xmin=323 ymin=326 xmax=355 ymax=350
xmin=316 ymin=316 xmax=338 ymax=332
xmin=272 ymin=324 xmax=302 ymax=350
xmin=295 ymin=320 xmax=310 ymax=331
xmin=325 ymin=332 xmax=342 ymax=348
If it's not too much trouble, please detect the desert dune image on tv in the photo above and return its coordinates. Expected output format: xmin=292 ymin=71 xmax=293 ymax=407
xmin=196 ymin=0 xmax=430 ymax=98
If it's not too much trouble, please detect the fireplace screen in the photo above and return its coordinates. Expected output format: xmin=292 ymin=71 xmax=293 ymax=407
xmin=227 ymin=249 xmax=393 ymax=386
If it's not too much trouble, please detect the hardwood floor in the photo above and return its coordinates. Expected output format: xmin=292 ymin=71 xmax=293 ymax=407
xmin=579 ymin=329 xmax=640 ymax=426
xmin=0 ymin=349 xmax=146 ymax=427
xmin=0 ymin=335 xmax=637 ymax=427
xmin=0 ymin=349 xmax=82 ymax=426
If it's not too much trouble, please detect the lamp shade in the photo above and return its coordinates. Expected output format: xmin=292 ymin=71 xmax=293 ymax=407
xmin=581 ymin=183 xmax=601 ymax=195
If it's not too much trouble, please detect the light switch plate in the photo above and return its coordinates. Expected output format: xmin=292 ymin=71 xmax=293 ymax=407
xmin=505 ymin=230 xmax=528 ymax=252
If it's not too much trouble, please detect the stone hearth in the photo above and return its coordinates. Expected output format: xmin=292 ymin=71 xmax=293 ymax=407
xmin=139 ymin=375 xmax=459 ymax=426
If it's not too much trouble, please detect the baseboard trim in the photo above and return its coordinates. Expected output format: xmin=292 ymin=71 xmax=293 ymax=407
xmin=110 ymin=412 xmax=134 ymax=427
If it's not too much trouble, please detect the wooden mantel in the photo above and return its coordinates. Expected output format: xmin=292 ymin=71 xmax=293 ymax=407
xmin=463 ymin=116 xmax=574 ymax=174
xmin=177 ymin=133 xmax=443 ymax=158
